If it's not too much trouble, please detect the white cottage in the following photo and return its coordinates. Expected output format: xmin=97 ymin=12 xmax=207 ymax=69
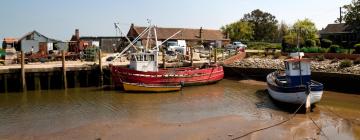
xmin=18 ymin=30 xmax=60 ymax=53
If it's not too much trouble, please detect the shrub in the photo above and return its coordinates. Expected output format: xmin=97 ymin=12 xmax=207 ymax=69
xmin=0 ymin=49 xmax=5 ymax=59
xmin=321 ymin=39 xmax=332 ymax=48
xmin=247 ymin=42 xmax=282 ymax=50
xmin=315 ymin=55 xmax=325 ymax=61
xmin=331 ymin=58 xmax=339 ymax=63
xmin=273 ymin=53 xmax=281 ymax=59
xmin=354 ymin=58 xmax=360 ymax=65
xmin=329 ymin=45 xmax=340 ymax=53
xmin=339 ymin=59 xmax=353 ymax=68
xmin=300 ymin=47 xmax=327 ymax=53
xmin=354 ymin=43 xmax=360 ymax=54
xmin=305 ymin=39 xmax=316 ymax=47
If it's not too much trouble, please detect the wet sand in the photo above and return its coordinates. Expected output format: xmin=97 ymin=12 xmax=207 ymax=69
xmin=5 ymin=112 xmax=358 ymax=140
xmin=0 ymin=79 xmax=359 ymax=140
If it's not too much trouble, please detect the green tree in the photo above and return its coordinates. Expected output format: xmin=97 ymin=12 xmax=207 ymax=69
xmin=221 ymin=21 xmax=254 ymax=41
xmin=241 ymin=9 xmax=279 ymax=41
xmin=343 ymin=0 xmax=360 ymax=34
xmin=292 ymin=18 xmax=318 ymax=42
xmin=277 ymin=21 xmax=289 ymax=42
xmin=282 ymin=19 xmax=318 ymax=51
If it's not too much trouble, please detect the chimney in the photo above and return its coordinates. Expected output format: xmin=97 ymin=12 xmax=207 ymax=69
xmin=75 ymin=29 xmax=79 ymax=39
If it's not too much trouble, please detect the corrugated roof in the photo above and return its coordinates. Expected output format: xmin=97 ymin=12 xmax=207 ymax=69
xmin=18 ymin=30 xmax=61 ymax=42
xmin=128 ymin=25 xmax=228 ymax=41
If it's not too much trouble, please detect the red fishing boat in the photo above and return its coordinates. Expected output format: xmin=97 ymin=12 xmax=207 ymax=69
xmin=110 ymin=24 xmax=224 ymax=88
xmin=110 ymin=64 xmax=224 ymax=87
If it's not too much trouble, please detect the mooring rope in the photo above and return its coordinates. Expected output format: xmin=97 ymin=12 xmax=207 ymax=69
xmin=230 ymin=95 xmax=331 ymax=140
xmin=230 ymin=97 xmax=306 ymax=140
xmin=307 ymin=113 xmax=329 ymax=140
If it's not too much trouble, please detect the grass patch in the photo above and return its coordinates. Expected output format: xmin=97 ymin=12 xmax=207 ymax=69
xmin=339 ymin=59 xmax=353 ymax=68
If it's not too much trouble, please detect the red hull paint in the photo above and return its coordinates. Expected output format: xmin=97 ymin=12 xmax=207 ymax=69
xmin=110 ymin=65 xmax=224 ymax=86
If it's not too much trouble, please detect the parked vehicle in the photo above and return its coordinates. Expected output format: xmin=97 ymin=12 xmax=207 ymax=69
xmin=225 ymin=41 xmax=247 ymax=52
xmin=166 ymin=40 xmax=187 ymax=55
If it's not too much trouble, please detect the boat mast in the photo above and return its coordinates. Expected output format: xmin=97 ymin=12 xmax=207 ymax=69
xmin=112 ymin=23 xmax=151 ymax=62
xmin=297 ymin=28 xmax=303 ymax=86
xmin=154 ymin=25 xmax=159 ymax=70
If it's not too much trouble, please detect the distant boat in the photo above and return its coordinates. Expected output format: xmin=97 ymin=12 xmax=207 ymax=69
xmin=266 ymin=52 xmax=324 ymax=105
xmin=123 ymin=82 xmax=181 ymax=92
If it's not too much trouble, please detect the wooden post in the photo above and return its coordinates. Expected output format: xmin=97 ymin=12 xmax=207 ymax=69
xmin=34 ymin=73 xmax=41 ymax=91
xmin=162 ymin=48 xmax=166 ymax=69
xmin=222 ymin=49 xmax=224 ymax=60
xmin=21 ymin=51 xmax=27 ymax=91
xmin=214 ymin=48 xmax=217 ymax=63
xmin=62 ymin=50 xmax=67 ymax=89
xmin=74 ymin=71 xmax=79 ymax=88
xmin=190 ymin=47 xmax=193 ymax=67
xmin=98 ymin=49 xmax=103 ymax=86
xmin=209 ymin=47 xmax=212 ymax=64
xmin=3 ymin=74 xmax=8 ymax=93
xmin=47 ymin=72 xmax=52 ymax=90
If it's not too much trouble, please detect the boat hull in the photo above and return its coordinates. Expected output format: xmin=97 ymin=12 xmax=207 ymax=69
xmin=266 ymin=72 xmax=324 ymax=105
xmin=123 ymin=82 xmax=181 ymax=92
xmin=267 ymin=88 xmax=323 ymax=104
xmin=110 ymin=65 xmax=224 ymax=87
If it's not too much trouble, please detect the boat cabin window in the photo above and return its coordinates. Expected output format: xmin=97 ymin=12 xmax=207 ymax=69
xmin=150 ymin=54 xmax=154 ymax=61
xmin=292 ymin=62 xmax=300 ymax=70
xmin=136 ymin=55 xmax=143 ymax=61
xmin=285 ymin=62 xmax=289 ymax=70
xmin=144 ymin=55 xmax=148 ymax=61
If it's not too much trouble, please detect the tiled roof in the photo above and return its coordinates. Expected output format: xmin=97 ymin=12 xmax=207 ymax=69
xmin=3 ymin=38 xmax=18 ymax=44
xmin=128 ymin=25 xmax=228 ymax=41
xmin=320 ymin=23 xmax=348 ymax=34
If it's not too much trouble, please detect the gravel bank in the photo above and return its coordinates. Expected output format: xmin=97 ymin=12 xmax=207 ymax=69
xmin=228 ymin=56 xmax=360 ymax=75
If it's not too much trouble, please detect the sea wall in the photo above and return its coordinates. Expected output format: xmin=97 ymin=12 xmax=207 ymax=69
xmin=0 ymin=69 xmax=112 ymax=93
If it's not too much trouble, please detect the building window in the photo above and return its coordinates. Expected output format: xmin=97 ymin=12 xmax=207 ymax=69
xmin=144 ymin=55 xmax=148 ymax=61
xmin=26 ymin=34 xmax=34 ymax=40
xmin=150 ymin=55 xmax=155 ymax=61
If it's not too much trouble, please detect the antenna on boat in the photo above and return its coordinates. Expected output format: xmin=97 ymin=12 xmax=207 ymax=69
xmin=146 ymin=20 xmax=153 ymax=52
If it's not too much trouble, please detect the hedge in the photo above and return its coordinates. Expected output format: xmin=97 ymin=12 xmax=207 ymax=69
xmin=355 ymin=43 xmax=360 ymax=54
xmin=246 ymin=42 xmax=281 ymax=50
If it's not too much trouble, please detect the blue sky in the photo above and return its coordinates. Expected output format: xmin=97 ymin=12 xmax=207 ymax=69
xmin=0 ymin=0 xmax=351 ymax=40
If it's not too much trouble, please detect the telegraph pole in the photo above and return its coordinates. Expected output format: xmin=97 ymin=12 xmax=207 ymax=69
xmin=339 ymin=7 xmax=343 ymax=23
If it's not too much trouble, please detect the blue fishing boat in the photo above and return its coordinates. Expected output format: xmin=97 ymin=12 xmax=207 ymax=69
xmin=266 ymin=52 xmax=324 ymax=105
